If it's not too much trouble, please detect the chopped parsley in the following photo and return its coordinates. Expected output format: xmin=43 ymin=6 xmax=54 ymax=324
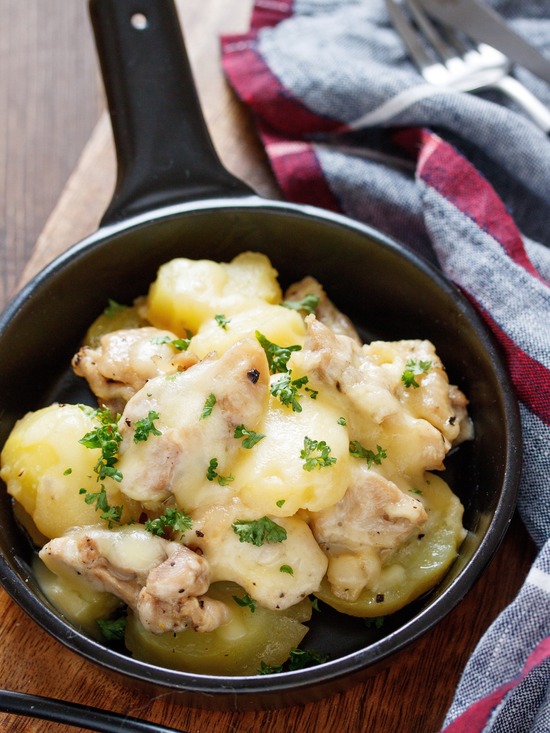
xmin=79 ymin=406 xmax=123 ymax=482
xmin=281 ymin=293 xmax=320 ymax=315
xmin=270 ymin=373 xmax=306 ymax=412
xmin=63 ymin=468 xmax=72 ymax=476
xmin=259 ymin=647 xmax=329 ymax=674
xmin=133 ymin=411 xmax=162 ymax=443
xmin=206 ymin=458 xmax=234 ymax=486
xmin=171 ymin=337 xmax=191 ymax=351
xmin=401 ymin=359 xmax=432 ymax=389
xmin=276 ymin=499 xmax=286 ymax=508
xmin=103 ymin=299 xmax=125 ymax=318
xmin=79 ymin=486 xmax=122 ymax=527
xmin=144 ymin=507 xmax=192 ymax=536
xmin=214 ymin=314 xmax=231 ymax=330
xmin=233 ymin=424 xmax=265 ymax=449
xmin=349 ymin=440 xmax=387 ymax=468
xmin=151 ymin=335 xmax=191 ymax=351
xmin=97 ymin=615 xmax=127 ymax=641
xmin=232 ymin=516 xmax=287 ymax=547
xmin=337 ymin=417 xmax=347 ymax=426
xmin=301 ymin=436 xmax=337 ymax=471
xmin=363 ymin=616 xmax=385 ymax=630
xmin=280 ymin=565 xmax=294 ymax=575
xmin=200 ymin=393 xmax=216 ymax=420
xmin=255 ymin=331 xmax=301 ymax=374
xmin=232 ymin=593 xmax=257 ymax=613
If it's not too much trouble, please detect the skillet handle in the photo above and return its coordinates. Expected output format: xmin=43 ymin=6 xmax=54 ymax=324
xmin=89 ymin=0 xmax=253 ymax=226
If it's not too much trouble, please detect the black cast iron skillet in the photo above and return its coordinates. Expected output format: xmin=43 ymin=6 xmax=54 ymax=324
xmin=0 ymin=0 xmax=521 ymax=710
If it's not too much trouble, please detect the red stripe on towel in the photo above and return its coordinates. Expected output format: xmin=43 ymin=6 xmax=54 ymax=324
xmin=221 ymin=34 xmax=341 ymax=136
xmin=395 ymin=128 xmax=548 ymax=285
xmin=441 ymin=636 xmax=550 ymax=733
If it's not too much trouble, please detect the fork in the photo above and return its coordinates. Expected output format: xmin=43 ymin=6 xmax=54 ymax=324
xmin=385 ymin=0 xmax=550 ymax=133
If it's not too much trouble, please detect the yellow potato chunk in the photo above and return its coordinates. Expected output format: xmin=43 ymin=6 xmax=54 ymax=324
xmin=146 ymin=252 xmax=282 ymax=335
xmin=234 ymin=390 xmax=351 ymax=515
xmin=0 ymin=404 xmax=139 ymax=539
xmin=314 ymin=473 xmax=466 ymax=616
xmin=33 ymin=555 xmax=121 ymax=638
xmin=84 ymin=302 xmax=149 ymax=348
xmin=189 ymin=303 xmax=305 ymax=360
xmin=125 ymin=582 xmax=311 ymax=675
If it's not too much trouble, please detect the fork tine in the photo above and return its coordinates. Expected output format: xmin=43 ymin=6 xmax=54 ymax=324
xmin=385 ymin=0 xmax=433 ymax=69
xmin=403 ymin=0 xmax=455 ymax=62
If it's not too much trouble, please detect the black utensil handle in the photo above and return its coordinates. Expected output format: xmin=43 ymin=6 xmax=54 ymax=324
xmin=0 ymin=689 xmax=188 ymax=733
xmin=89 ymin=0 xmax=253 ymax=226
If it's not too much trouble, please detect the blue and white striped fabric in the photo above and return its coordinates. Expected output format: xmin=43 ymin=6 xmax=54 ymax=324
xmin=221 ymin=1 xmax=550 ymax=729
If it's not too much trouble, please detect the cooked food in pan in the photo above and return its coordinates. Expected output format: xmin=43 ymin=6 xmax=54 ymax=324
xmin=0 ymin=252 xmax=472 ymax=675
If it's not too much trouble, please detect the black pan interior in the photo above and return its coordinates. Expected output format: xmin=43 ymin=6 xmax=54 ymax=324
xmin=0 ymin=198 xmax=520 ymax=703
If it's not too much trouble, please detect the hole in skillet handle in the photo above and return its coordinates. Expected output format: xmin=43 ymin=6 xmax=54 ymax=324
xmin=130 ymin=12 xmax=148 ymax=30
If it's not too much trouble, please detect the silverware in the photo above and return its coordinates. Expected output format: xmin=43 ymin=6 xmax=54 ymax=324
xmin=417 ymin=0 xmax=550 ymax=85
xmin=0 ymin=689 xmax=187 ymax=733
xmin=386 ymin=0 xmax=550 ymax=133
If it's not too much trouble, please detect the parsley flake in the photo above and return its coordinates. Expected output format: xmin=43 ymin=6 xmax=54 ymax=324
xmin=281 ymin=293 xmax=320 ymax=315
xmin=280 ymin=565 xmax=294 ymax=575
xmin=133 ymin=411 xmax=162 ymax=443
xmin=232 ymin=516 xmax=287 ymax=547
xmin=79 ymin=486 xmax=123 ymax=528
xmin=232 ymin=593 xmax=257 ymax=613
xmin=206 ymin=458 xmax=234 ymax=486
xmin=401 ymin=359 xmax=432 ymax=389
xmin=97 ymin=615 xmax=127 ymax=641
xmin=144 ymin=507 xmax=192 ymax=536
xmin=103 ymin=299 xmax=125 ymax=318
xmin=349 ymin=441 xmax=387 ymax=468
xmin=200 ymin=393 xmax=216 ymax=420
xmin=259 ymin=647 xmax=329 ymax=675
xmin=301 ymin=436 xmax=337 ymax=471
xmin=255 ymin=332 xmax=301 ymax=374
xmin=215 ymin=314 xmax=230 ymax=330
xmin=79 ymin=406 xmax=123 ymax=482
xmin=270 ymin=373 xmax=307 ymax=412
xmin=233 ymin=424 xmax=265 ymax=449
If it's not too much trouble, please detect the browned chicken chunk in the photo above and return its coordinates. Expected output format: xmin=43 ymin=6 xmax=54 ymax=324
xmin=39 ymin=525 xmax=230 ymax=634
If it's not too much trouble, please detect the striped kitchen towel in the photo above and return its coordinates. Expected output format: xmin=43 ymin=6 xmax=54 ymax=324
xmin=221 ymin=1 xmax=550 ymax=730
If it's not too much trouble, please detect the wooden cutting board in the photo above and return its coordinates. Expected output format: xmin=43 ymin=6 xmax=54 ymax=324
xmin=1 ymin=1 xmax=536 ymax=731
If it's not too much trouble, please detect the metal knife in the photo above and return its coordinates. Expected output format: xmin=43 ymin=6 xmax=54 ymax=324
xmin=417 ymin=0 xmax=550 ymax=84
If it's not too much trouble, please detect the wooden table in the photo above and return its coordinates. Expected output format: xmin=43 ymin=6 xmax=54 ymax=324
xmin=0 ymin=1 xmax=537 ymax=731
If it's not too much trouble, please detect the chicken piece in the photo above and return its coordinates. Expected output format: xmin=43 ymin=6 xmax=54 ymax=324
xmin=284 ymin=276 xmax=362 ymax=343
xmin=189 ymin=498 xmax=328 ymax=611
xmin=72 ymin=327 xmax=198 ymax=413
xmin=39 ymin=525 xmax=230 ymax=633
xmin=289 ymin=315 xmax=406 ymax=431
xmin=449 ymin=384 xmax=474 ymax=446
xmin=309 ymin=466 xmax=427 ymax=601
xmin=369 ymin=338 xmax=469 ymax=445
xmin=116 ymin=338 xmax=270 ymax=506
xmin=291 ymin=316 xmax=470 ymax=472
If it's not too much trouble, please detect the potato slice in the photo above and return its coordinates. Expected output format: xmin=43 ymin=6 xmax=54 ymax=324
xmin=33 ymin=555 xmax=121 ymax=639
xmin=125 ymin=582 xmax=312 ymax=675
xmin=314 ymin=474 xmax=466 ymax=617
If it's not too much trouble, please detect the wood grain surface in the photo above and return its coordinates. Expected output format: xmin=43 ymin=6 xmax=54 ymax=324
xmin=0 ymin=1 xmax=537 ymax=731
